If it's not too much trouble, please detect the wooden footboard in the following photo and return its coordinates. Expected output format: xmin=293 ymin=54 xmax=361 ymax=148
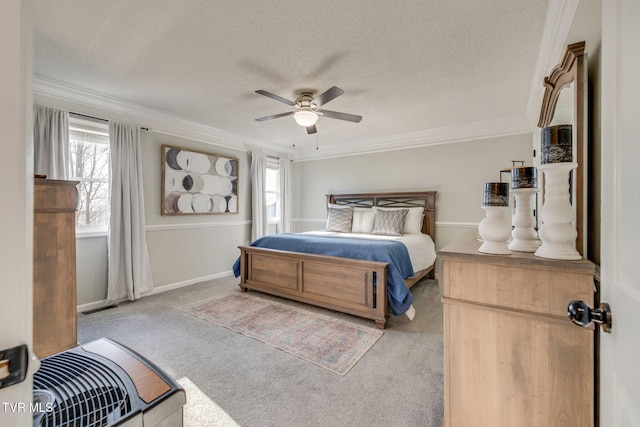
xmin=238 ymin=246 xmax=389 ymax=329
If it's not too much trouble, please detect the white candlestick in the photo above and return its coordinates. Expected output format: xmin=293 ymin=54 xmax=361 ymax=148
xmin=509 ymin=188 xmax=540 ymax=252
xmin=535 ymin=162 xmax=581 ymax=260
xmin=478 ymin=206 xmax=512 ymax=254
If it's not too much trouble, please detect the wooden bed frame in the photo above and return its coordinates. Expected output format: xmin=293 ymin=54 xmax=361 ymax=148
xmin=237 ymin=191 xmax=437 ymax=329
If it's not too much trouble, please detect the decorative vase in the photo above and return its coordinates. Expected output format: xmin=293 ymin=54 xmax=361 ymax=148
xmin=535 ymin=162 xmax=581 ymax=260
xmin=535 ymin=124 xmax=581 ymax=260
xmin=509 ymin=166 xmax=539 ymax=252
xmin=509 ymin=188 xmax=540 ymax=252
xmin=478 ymin=182 xmax=511 ymax=254
xmin=479 ymin=206 xmax=512 ymax=254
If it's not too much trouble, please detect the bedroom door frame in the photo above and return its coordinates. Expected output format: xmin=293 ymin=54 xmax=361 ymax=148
xmin=0 ymin=1 xmax=35 ymax=425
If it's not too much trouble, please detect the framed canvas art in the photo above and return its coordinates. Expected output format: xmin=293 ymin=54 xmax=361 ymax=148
xmin=161 ymin=145 xmax=239 ymax=215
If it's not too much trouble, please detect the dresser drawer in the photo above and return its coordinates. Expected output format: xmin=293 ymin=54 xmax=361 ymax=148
xmin=442 ymin=258 xmax=594 ymax=318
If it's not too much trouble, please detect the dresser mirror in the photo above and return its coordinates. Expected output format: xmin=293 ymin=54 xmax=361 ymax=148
xmin=538 ymin=41 xmax=587 ymax=257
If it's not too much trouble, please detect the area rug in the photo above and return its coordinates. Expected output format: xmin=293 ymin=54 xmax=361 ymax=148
xmin=179 ymin=292 xmax=383 ymax=375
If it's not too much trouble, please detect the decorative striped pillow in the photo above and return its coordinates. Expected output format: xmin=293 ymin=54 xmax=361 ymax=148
xmin=374 ymin=206 xmax=424 ymax=234
xmin=371 ymin=208 xmax=408 ymax=236
xmin=325 ymin=206 xmax=354 ymax=232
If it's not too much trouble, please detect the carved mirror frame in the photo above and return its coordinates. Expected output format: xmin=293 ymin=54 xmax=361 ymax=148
xmin=538 ymin=41 xmax=587 ymax=257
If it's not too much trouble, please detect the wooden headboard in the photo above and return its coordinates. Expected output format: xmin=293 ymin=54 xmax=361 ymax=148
xmin=326 ymin=191 xmax=437 ymax=244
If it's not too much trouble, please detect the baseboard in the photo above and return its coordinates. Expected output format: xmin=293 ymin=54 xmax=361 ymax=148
xmin=77 ymin=270 xmax=235 ymax=313
xmin=77 ymin=299 xmax=123 ymax=314
xmin=146 ymin=270 xmax=234 ymax=296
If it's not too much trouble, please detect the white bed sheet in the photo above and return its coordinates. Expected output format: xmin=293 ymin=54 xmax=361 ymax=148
xmin=302 ymin=231 xmax=436 ymax=274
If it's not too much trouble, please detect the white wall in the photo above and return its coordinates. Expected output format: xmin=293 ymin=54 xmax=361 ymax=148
xmin=292 ymin=134 xmax=534 ymax=249
xmin=76 ymin=236 xmax=108 ymax=304
xmin=75 ymin=130 xmax=253 ymax=308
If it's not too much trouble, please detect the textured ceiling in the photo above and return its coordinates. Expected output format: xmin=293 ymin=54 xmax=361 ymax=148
xmin=33 ymin=0 xmax=549 ymax=153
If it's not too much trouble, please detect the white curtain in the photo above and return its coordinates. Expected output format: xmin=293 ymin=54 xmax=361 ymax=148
xmin=107 ymin=121 xmax=154 ymax=302
xmin=279 ymin=158 xmax=292 ymax=233
xmin=33 ymin=104 xmax=70 ymax=179
xmin=251 ymin=152 xmax=267 ymax=240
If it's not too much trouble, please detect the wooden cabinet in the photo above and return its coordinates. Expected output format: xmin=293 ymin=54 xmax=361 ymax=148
xmin=439 ymin=230 xmax=596 ymax=426
xmin=33 ymin=178 xmax=79 ymax=358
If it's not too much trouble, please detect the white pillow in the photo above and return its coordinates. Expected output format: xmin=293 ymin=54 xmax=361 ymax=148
xmin=351 ymin=207 xmax=375 ymax=233
xmin=374 ymin=206 xmax=424 ymax=234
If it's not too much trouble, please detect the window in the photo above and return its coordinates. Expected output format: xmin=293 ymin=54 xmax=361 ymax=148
xmin=266 ymin=156 xmax=280 ymax=226
xmin=68 ymin=116 xmax=110 ymax=232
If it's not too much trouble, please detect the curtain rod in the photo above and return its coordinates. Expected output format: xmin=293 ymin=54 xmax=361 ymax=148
xmin=70 ymin=111 xmax=150 ymax=131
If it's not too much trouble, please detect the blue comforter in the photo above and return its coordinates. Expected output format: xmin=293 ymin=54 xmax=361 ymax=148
xmin=233 ymin=233 xmax=414 ymax=315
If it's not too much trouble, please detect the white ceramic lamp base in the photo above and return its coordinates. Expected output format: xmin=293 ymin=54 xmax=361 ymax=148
xmin=478 ymin=206 xmax=512 ymax=255
xmin=509 ymin=188 xmax=540 ymax=252
xmin=535 ymin=162 xmax=581 ymax=260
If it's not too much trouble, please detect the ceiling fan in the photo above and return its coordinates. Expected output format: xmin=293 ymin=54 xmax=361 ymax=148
xmin=254 ymin=86 xmax=362 ymax=134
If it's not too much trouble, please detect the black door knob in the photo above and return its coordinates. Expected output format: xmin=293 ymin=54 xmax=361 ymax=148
xmin=567 ymin=300 xmax=612 ymax=333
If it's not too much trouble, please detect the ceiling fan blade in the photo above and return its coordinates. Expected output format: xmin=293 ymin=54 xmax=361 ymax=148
xmin=255 ymin=90 xmax=296 ymax=106
xmin=313 ymin=86 xmax=344 ymax=106
xmin=318 ymin=109 xmax=362 ymax=123
xmin=255 ymin=111 xmax=294 ymax=122
xmin=306 ymin=125 xmax=317 ymax=134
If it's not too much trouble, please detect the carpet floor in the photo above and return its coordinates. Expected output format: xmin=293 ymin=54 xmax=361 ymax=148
xmin=178 ymin=376 xmax=241 ymax=427
xmin=77 ymin=275 xmax=444 ymax=426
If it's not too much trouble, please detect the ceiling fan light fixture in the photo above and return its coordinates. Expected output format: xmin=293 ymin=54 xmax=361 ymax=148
xmin=293 ymin=109 xmax=319 ymax=127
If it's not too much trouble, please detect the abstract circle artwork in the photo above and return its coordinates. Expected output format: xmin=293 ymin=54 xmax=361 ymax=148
xmin=161 ymin=145 xmax=239 ymax=215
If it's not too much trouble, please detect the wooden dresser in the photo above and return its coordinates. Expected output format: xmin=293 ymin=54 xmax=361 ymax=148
xmin=33 ymin=178 xmax=79 ymax=358
xmin=439 ymin=230 xmax=596 ymax=426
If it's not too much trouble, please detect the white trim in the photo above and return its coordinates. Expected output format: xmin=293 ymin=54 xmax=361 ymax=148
xmin=77 ymin=270 xmax=235 ymax=313
xmin=33 ymin=78 xmax=290 ymax=157
xmin=77 ymin=299 xmax=119 ymax=314
xmin=77 ymin=221 xmax=252 ymax=235
xmin=145 ymin=220 xmax=251 ymax=231
xmin=145 ymin=270 xmax=234 ymax=296
xmin=436 ymin=221 xmax=479 ymax=228
xmin=76 ymin=230 xmax=108 ymax=239
xmin=292 ymin=114 xmax=533 ymax=162
xmin=525 ymin=0 xmax=581 ymax=125
xmin=36 ymin=78 xmax=535 ymax=162
xmin=293 ymin=218 xmax=479 ymax=229
xmin=293 ymin=218 xmax=326 ymax=224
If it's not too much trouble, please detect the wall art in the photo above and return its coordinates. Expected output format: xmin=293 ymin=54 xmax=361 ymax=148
xmin=161 ymin=145 xmax=238 ymax=215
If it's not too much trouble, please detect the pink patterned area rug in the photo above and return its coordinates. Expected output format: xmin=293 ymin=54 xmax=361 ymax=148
xmin=179 ymin=292 xmax=383 ymax=375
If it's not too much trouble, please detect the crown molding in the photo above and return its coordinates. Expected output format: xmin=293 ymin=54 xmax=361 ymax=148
xmin=525 ymin=0 xmax=581 ymax=126
xmin=33 ymin=77 xmax=292 ymax=157
xmin=292 ymin=114 xmax=533 ymax=162
xmin=34 ymin=77 xmax=534 ymax=162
